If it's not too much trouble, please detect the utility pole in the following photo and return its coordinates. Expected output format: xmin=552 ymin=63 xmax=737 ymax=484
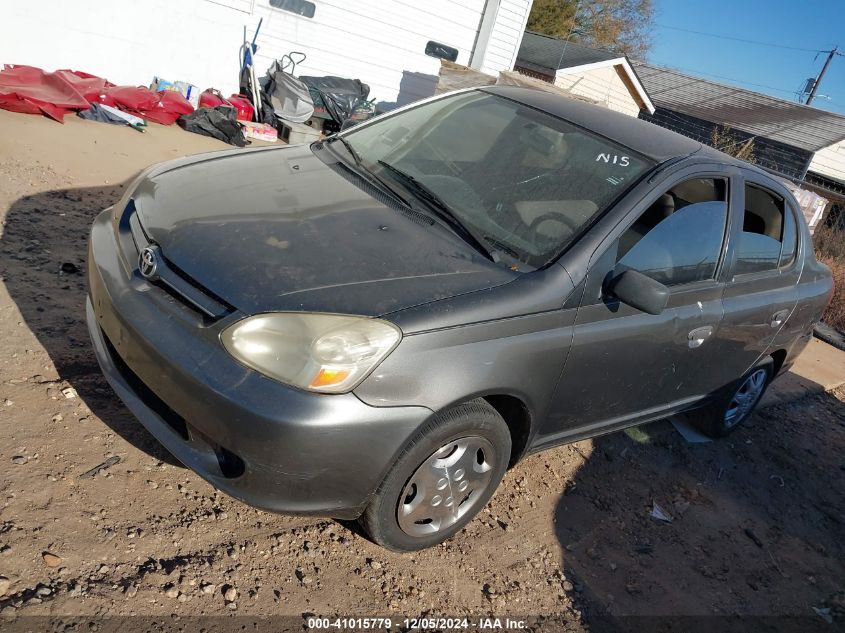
xmin=806 ymin=46 xmax=838 ymax=106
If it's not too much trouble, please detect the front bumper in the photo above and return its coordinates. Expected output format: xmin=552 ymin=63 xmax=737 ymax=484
xmin=86 ymin=208 xmax=431 ymax=518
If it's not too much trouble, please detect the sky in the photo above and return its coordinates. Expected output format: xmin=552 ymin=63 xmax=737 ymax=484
xmin=648 ymin=0 xmax=845 ymax=115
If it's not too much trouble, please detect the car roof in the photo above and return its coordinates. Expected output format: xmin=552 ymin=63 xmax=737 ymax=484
xmin=481 ymin=85 xmax=705 ymax=163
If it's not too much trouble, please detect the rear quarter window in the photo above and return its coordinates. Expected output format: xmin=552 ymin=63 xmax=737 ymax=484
xmin=734 ymin=183 xmax=791 ymax=276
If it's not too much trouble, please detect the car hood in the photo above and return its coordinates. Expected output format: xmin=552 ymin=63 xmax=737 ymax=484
xmin=132 ymin=145 xmax=516 ymax=316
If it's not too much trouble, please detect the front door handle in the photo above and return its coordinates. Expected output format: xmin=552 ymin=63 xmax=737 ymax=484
xmin=688 ymin=326 xmax=714 ymax=349
xmin=771 ymin=309 xmax=790 ymax=328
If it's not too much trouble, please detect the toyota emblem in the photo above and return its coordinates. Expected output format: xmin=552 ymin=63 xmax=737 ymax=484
xmin=139 ymin=246 xmax=160 ymax=281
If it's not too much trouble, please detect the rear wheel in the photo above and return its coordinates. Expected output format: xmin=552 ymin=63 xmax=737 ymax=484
xmin=687 ymin=359 xmax=773 ymax=438
xmin=359 ymin=399 xmax=510 ymax=552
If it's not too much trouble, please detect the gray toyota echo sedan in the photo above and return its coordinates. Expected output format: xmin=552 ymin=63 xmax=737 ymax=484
xmin=87 ymin=86 xmax=833 ymax=551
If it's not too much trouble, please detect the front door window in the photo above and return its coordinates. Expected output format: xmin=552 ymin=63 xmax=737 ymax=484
xmin=616 ymin=178 xmax=729 ymax=285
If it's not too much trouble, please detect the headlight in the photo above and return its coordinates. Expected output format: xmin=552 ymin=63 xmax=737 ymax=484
xmin=220 ymin=313 xmax=401 ymax=393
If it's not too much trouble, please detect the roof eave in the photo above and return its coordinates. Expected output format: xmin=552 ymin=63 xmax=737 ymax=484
xmin=514 ymin=59 xmax=556 ymax=77
xmin=554 ymin=57 xmax=656 ymax=114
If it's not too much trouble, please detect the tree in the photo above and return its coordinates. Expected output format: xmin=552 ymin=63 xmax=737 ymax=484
xmin=526 ymin=0 xmax=654 ymax=59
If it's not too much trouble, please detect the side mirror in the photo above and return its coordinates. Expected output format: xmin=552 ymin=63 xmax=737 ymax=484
xmin=604 ymin=269 xmax=669 ymax=315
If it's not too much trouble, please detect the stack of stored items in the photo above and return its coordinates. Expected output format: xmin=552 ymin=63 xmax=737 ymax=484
xmin=1 ymin=23 xmax=378 ymax=146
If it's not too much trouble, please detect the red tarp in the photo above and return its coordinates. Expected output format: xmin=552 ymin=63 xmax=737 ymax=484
xmin=0 ymin=64 xmax=193 ymax=124
xmin=95 ymin=86 xmax=193 ymax=125
xmin=0 ymin=66 xmax=97 ymax=121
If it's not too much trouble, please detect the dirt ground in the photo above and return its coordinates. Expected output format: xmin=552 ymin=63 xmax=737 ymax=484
xmin=0 ymin=111 xmax=843 ymax=630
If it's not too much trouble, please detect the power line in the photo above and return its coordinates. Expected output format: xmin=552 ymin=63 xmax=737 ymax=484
xmin=654 ymin=23 xmax=828 ymax=53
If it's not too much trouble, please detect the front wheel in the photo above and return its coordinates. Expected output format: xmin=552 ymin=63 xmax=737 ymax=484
xmin=358 ymin=400 xmax=511 ymax=552
xmin=686 ymin=359 xmax=773 ymax=438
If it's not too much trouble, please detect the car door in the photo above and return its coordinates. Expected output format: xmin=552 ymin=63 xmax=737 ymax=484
xmin=539 ymin=169 xmax=732 ymax=442
xmin=709 ymin=173 xmax=802 ymax=387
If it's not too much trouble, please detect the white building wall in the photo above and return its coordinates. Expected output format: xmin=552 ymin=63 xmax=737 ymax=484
xmin=1 ymin=0 xmax=533 ymax=105
xmin=1 ymin=1 xmax=247 ymax=97
xmin=554 ymin=64 xmax=641 ymax=117
xmin=809 ymin=139 xmax=845 ymax=184
xmin=476 ymin=0 xmax=533 ymax=75
xmin=250 ymin=0 xmax=487 ymax=106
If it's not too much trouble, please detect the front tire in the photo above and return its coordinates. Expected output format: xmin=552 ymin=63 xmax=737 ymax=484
xmin=359 ymin=399 xmax=511 ymax=552
xmin=687 ymin=359 xmax=773 ymax=438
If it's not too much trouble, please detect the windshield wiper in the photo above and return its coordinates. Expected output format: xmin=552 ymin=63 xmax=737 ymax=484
xmin=326 ymin=137 xmax=411 ymax=207
xmin=330 ymin=135 xmax=364 ymax=167
xmin=376 ymin=160 xmax=494 ymax=261
xmin=482 ymin=235 xmax=521 ymax=261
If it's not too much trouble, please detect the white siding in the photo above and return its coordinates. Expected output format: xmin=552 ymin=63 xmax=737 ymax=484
xmin=250 ymin=0 xmax=488 ymax=105
xmin=1 ymin=0 xmax=247 ymax=96
xmin=809 ymin=139 xmax=845 ymax=184
xmin=207 ymin=0 xmax=255 ymax=13
xmin=1 ymin=0 xmax=531 ymax=106
xmin=477 ymin=0 xmax=533 ymax=75
xmin=554 ymin=64 xmax=641 ymax=117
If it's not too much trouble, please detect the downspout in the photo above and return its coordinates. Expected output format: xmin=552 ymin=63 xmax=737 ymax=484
xmin=470 ymin=0 xmax=501 ymax=70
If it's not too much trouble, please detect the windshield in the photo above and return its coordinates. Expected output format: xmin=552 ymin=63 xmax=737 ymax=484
xmin=338 ymin=91 xmax=655 ymax=269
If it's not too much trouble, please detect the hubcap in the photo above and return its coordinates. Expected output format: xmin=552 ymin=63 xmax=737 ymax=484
xmin=397 ymin=436 xmax=495 ymax=537
xmin=724 ymin=368 xmax=767 ymax=428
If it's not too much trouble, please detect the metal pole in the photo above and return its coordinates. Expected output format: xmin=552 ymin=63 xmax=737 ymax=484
xmin=806 ymin=47 xmax=837 ymax=105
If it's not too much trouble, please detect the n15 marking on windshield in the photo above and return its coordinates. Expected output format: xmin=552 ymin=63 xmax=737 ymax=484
xmin=596 ymin=153 xmax=631 ymax=166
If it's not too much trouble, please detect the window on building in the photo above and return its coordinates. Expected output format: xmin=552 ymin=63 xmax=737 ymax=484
xmin=269 ymin=0 xmax=315 ymax=18
xmin=617 ymin=178 xmax=728 ymax=286
xmin=734 ymin=183 xmax=792 ymax=275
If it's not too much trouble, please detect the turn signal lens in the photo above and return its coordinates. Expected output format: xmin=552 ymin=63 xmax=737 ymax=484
xmin=310 ymin=368 xmax=352 ymax=389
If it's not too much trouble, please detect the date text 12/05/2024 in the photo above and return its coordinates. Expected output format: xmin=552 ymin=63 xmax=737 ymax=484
xmin=307 ymin=617 xmax=528 ymax=630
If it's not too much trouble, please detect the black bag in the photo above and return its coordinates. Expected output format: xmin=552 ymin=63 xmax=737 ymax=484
xmin=177 ymin=106 xmax=246 ymax=147
xmin=299 ymin=76 xmax=370 ymax=125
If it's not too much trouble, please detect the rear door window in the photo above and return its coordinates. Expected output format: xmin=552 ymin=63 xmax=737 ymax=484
xmin=734 ymin=183 xmax=793 ymax=275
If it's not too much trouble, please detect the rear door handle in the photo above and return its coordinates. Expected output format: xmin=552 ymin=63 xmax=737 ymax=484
xmin=771 ymin=309 xmax=790 ymax=328
xmin=688 ymin=326 xmax=714 ymax=349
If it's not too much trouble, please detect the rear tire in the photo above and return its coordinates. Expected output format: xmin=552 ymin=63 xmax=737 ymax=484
xmin=686 ymin=358 xmax=773 ymax=438
xmin=358 ymin=399 xmax=510 ymax=552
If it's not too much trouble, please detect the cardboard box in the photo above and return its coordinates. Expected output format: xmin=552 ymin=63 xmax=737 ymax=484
xmin=151 ymin=76 xmax=200 ymax=109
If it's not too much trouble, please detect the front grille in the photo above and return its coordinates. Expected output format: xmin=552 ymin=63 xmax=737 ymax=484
xmin=121 ymin=200 xmax=234 ymax=321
